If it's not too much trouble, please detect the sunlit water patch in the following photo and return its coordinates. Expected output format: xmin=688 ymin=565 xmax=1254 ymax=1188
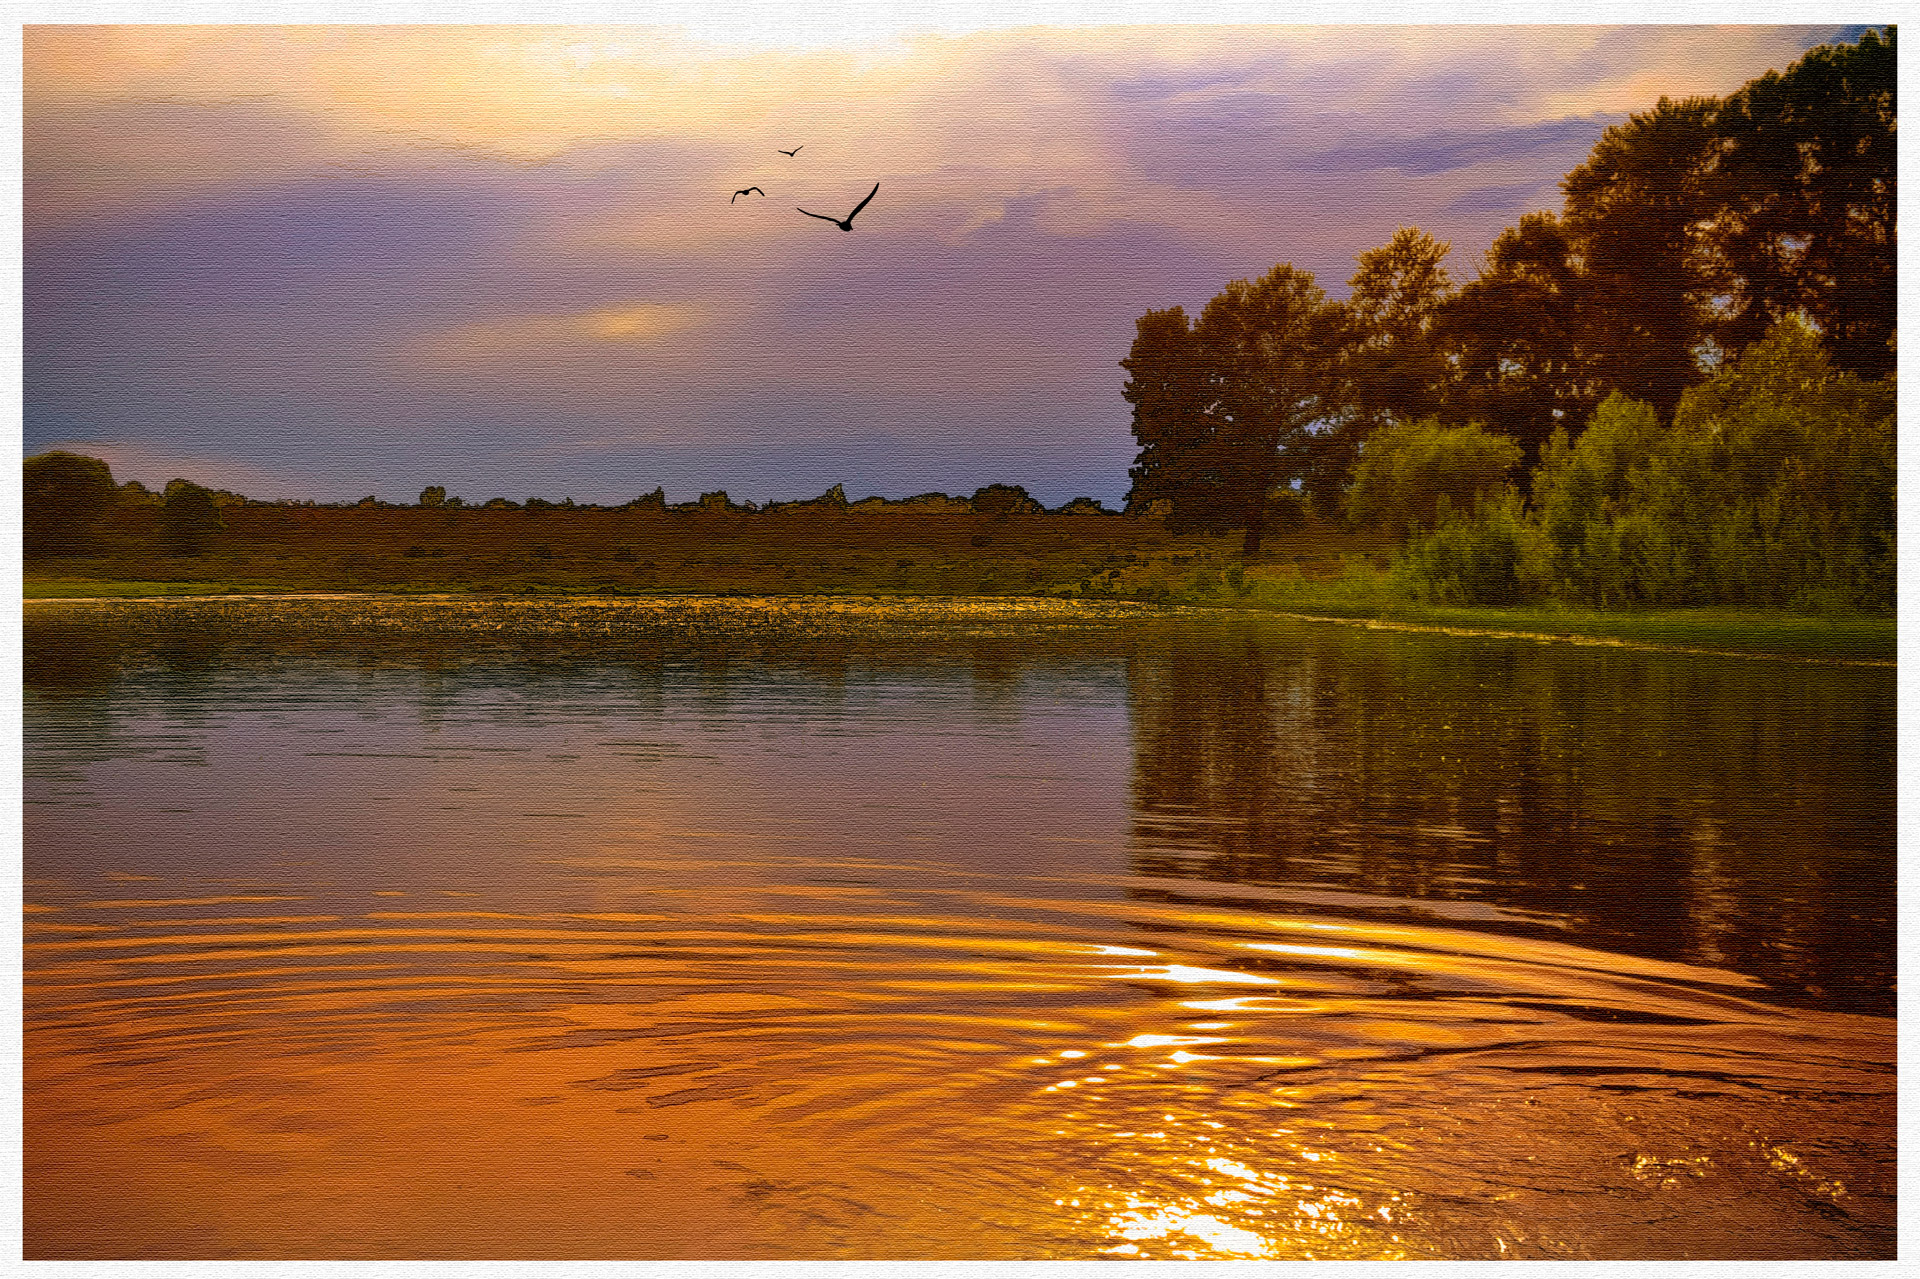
xmin=24 ymin=596 xmax=1894 ymax=1259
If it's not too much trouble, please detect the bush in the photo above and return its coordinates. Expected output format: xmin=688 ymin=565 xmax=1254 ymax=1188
xmin=971 ymin=484 xmax=1042 ymax=520
xmin=160 ymin=479 xmax=223 ymax=554
xmin=1559 ymin=318 xmax=1896 ymax=610
xmin=24 ymin=451 xmax=117 ymax=556
xmin=1393 ymin=489 xmax=1550 ymax=605
xmin=1346 ymin=417 xmax=1522 ymax=539
xmin=1530 ymin=392 xmax=1664 ymax=605
xmin=419 ymin=485 xmax=446 ymax=508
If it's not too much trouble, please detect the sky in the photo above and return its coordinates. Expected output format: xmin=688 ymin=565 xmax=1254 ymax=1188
xmin=20 ymin=15 xmax=1866 ymax=508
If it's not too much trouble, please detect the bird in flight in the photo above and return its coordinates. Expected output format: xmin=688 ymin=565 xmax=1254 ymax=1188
xmin=797 ymin=182 xmax=879 ymax=232
xmin=731 ymin=187 xmax=765 ymax=203
xmin=778 ymin=146 xmax=803 ymax=157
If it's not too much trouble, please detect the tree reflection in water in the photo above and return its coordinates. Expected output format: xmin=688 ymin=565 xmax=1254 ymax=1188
xmin=1126 ymin=622 xmax=1893 ymax=1016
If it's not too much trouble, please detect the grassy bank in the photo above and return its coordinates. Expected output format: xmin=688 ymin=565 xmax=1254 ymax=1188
xmin=1142 ymin=562 xmax=1895 ymax=662
xmin=25 ymin=509 xmax=1890 ymax=662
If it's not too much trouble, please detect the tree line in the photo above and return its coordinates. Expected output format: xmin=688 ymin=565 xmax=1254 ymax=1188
xmin=1122 ymin=27 xmax=1894 ymax=586
xmin=21 ymin=453 xmax=1116 ymax=560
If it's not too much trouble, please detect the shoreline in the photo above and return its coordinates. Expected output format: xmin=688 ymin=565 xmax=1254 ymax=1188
xmin=25 ymin=583 xmax=1894 ymax=666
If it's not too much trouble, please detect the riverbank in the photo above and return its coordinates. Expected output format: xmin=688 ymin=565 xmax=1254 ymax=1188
xmin=1154 ymin=565 xmax=1896 ymax=663
xmin=25 ymin=508 xmax=1892 ymax=662
xmin=26 ymin=575 xmax=1892 ymax=665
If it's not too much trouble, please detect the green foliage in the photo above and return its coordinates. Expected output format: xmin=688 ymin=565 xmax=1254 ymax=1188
xmin=1530 ymin=392 xmax=1664 ymax=604
xmin=24 ymin=451 xmax=117 ymax=556
xmin=1346 ymin=418 xmax=1522 ymax=540
xmin=160 ymin=479 xmax=223 ymax=554
xmin=1400 ymin=318 xmax=1894 ymax=612
xmin=1618 ymin=318 xmax=1894 ymax=610
xmin=1392 ymin=490 xmax=1550 ymax=606
xmin=419 ymin=485 xmax=446 ymax=508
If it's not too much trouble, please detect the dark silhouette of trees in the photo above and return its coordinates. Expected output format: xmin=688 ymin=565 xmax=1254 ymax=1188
xmin=1328 ymin=227 xmax=1456 ymax=502
xmin=1429 ymin=28 xmax=1892 ymax=462
xmin=971 ymin=483 xmax=1042 ymax=520
xmin=1434 ymin=213 xmax=1603 ymax=463
xmin=1708 ymin=27 xmax=1894 ymax=378
xmin=1121 ymin=306 xmax=1214 ymax=522
xmin=24 ymin=451 xmax=117 ymax=556
xmin=1124 ymin=264 xmax=1350 ymax=554
xmin=1560 ymin=96 xmax=1721 ymax=418
xmin=160 ymin=479 xmax=223 ymax=554
xmin=419 ymin=485 xmax=447 ymax=508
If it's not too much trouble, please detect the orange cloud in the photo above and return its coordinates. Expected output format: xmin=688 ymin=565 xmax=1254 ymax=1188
xmin=398 ymin=302 xmax=715 ymax=372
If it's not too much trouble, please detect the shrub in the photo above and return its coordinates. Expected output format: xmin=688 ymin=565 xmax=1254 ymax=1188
xmin=160 ymin=479 xmax=223 ymax=554
xmin=1346 ymin=418 xmax=1521 ymax=539
xmin=971 ymin=484 xmax=1042 ymax=520
xmin=1393 ymin=489 xmax=1550 ymax=605
xmin=1575 ymin=318 xmax=1896 ymax=610
xmin=1530 ymin=392 xmax=1664 ymax=605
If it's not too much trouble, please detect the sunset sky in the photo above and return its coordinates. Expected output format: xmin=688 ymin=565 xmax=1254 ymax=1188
xmin=22 ymin=16 xmax=1864 ymax=506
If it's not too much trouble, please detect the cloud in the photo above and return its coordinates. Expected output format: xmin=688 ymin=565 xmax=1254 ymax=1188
xmin=24 ymin=23 xmax=1861 ymax=504
xmin=401 ymin=302 xmax=715 ymax=372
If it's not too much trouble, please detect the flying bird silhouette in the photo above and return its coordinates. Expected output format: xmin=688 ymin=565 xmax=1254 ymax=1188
xmin=731 ymin=187 xmax=765 ymax=203
xmin=797 ymin=182 xmax=878 ymax=232
xmin=778 ymin=146 xmax=803 ymax=157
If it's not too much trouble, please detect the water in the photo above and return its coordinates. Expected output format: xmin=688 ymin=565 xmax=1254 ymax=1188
xmin=23 ymin=596 xmax=1895 ymax=1259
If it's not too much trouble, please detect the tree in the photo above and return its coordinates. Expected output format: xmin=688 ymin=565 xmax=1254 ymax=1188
xmin=1438 ymin=212 xmax=1605 ymax=462
xmin=419 ymin=485 xmax=446 ymax=508
xmin=1561 ymin=96 xmax=1721 ymax=418
xmin=1708 ymin=28 xmax=1895 ymax=378
xmin=1328 ymin=227 xmax=1456 ymax=510
xmin=160 ymin=479 xmax=223 ymax=554
xmin=1125 ymin=266 xmax=1350 ymax=555
xmin=24 ymin=451 xmax=117 ymax=556
xmin=1121 ymin=306 xmax=1218 ymax=523
xmin=971 ymin=483 xmax=1041 ymax=520
xmin=1346 ymin=227 xmax=1455 ymax=424
xmin=1345 ymin=418 xmax=1522 ymax=540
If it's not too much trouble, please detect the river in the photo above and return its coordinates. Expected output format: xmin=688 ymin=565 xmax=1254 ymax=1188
xmin=22 ymin=595 xmax=1895 ymax=1259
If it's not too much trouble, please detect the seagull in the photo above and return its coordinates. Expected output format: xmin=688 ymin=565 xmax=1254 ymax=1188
xmin=778 ymin=146 xmax=803 ymax=157
xmin=797 ymin=182 xmax=878 ymax=232
xmin=731 ymin=187 xmax=765 ymax=203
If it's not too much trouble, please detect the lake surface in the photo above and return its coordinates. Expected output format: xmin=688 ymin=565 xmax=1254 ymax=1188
xmin=23 ymin=596 xmax=1895 ymax=1259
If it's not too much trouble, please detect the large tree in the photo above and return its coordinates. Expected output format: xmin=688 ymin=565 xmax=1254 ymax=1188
xmin=1708 ymin=27 xmax=1894 ymax=378
xmin=24 ymin=451 xmax=117 ymax=557
xmin=1124 ymin=265 xmax=1351 ymax=555
xmin=1121 ymin=306 xmax=1215 ymax=519
xmin=1325 ymin=227 xmax=1457 ymax=506
xmin=1438 ymin=29 xmax=1894 ymax=456
xmin=1561 ymin=95 xmax=1721 ymax=417
xmin=1437 ymin=212 xmax=1606 ymax=462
